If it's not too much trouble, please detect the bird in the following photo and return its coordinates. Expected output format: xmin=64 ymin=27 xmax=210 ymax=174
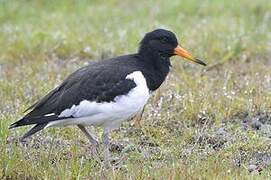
xmin=9 ymin=29 xmax=206 ymax=167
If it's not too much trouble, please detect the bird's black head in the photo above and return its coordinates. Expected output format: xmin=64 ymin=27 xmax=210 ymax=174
xmin=138 ymin=29 xmax=206 ymax=66
xmin=139 ymin=29 xmax=178 ymax=58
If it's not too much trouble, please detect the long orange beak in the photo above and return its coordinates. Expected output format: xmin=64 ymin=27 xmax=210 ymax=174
xmin=174 ymin=45 xmax=206 ymax=66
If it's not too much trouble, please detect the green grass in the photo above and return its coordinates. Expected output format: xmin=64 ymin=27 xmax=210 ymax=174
xmin=1 ymin=0 xmax=271 ymax=179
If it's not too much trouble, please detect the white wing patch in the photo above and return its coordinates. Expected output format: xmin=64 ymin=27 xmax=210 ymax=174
xmin=46 ymin=71 xmax=150 ymax=129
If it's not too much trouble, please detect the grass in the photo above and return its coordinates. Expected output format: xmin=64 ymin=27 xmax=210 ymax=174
xmin=1 ymin=0 xmax=271 ymax=179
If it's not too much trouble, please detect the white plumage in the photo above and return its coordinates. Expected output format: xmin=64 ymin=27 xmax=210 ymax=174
xmin=46 ymin=71 xmax=150 ymax=129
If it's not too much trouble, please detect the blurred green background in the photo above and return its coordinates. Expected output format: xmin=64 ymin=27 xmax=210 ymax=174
xmin=0 ymin=0 xmax=271 ymax=179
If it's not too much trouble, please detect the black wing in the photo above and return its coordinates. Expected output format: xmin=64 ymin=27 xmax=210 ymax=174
xmin=10 ymin=55 xmax=139 ymax=129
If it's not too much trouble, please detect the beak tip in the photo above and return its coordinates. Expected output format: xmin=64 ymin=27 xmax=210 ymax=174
xmin=201 ymin=62 xmax=207 ymax=66
xmin=195 ymin=58 xmax=207 ymax=66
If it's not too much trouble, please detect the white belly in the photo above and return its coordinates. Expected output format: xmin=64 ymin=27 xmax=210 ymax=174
xmin=46 ymin=71 xmax=150 ymax=129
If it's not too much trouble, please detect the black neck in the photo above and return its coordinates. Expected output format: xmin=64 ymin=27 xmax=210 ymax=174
xmin=137 ymin=48 xmax=171 ymax=91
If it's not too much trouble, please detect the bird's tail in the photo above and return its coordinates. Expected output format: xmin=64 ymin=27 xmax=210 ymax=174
xmin=9 ymin=114 xmax=69 ymax=141
xmin=19 ymin=123 xmax=48 ymax=141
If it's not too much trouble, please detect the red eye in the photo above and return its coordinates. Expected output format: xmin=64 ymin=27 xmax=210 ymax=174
xmin=160 ymin=37 xmax=168 ymax=44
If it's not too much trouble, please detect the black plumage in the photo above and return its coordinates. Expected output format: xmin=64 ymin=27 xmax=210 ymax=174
xmin=10 ymin=29 xmax=205 ymax=146
xmin=10 ymin=53 xmax=168 ymax=130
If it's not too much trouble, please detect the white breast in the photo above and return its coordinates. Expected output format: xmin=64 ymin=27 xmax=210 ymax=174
xmin=46 ymin=71 xmax=150 ymax=129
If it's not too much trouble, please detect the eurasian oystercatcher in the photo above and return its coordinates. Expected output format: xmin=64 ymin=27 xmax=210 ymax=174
xmin=10 ymin=29 xmax=206 ymax=167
